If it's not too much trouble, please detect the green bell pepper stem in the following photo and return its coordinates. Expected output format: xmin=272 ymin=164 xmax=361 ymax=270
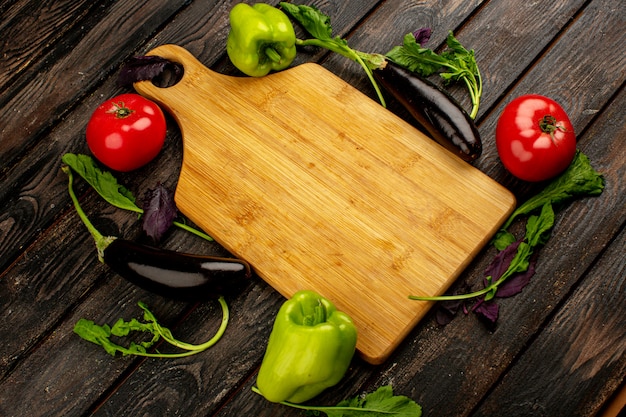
xmin=256 ymin=290 xmax=357 ymax=404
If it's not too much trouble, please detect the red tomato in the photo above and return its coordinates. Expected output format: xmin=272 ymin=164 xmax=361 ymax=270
xmin=86 ymin=93 xmax=166 ymax=172
xmin=496 ymin=94 xmax=576 ymax=182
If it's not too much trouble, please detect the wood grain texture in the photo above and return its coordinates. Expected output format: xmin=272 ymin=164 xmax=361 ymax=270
xmin=134 ymin=44 xmax=515 ymax=363
xmin=0 ymin=0 xmax=189 ymax=172
xmin=474 ymin=226 xmax=626 ymax=417
xmin=1 ymin=0 xmax=624 ymax=416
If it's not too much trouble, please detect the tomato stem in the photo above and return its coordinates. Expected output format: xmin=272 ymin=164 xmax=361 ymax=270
xmin=539 ymin=114 xmax=567 ymax=145
xmin=107 ymin=101 xmax=134 ymax=119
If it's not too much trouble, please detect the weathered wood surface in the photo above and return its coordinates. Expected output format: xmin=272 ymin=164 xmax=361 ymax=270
xmin=0 ymin=0 xmax=624 ymax=416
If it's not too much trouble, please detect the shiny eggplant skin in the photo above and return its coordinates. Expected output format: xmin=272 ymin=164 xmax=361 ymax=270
xmin=103 ymin=239 xmax=252 ymax=300
xmin=374 ymin=61 xmax=482 ymax=162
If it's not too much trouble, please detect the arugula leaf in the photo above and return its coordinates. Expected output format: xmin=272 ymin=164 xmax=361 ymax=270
xmin=386 ymin=31 xmax=482 ymax=118
xmin=385 ymin=33 xmax=447 ymax=76
xmin=74 ymin=298 xmax=229 ymax=358
xmin=252 ymin=385 xmax=421 ymax=416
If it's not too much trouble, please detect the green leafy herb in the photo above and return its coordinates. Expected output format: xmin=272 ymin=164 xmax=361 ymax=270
xmin=493 ymin=150 xmax=605 ymax=249
xmin=411 ymin=203 xmax=553 ymax=305
xmin=62 ymin=153 xmax=213 ymax=241
xmin=252 ymin=384 xmax=421 ymax=416
xmin=74 ymin=299 xmax=229 ymax=358
xmin=409 ymin=151 xmax=604 ymax=318
xmin=62 ymin=163 xmax=115 ymax=260
xmin=279 ymin=2 xmax=387 ymax=107
xmin=386 ymin=31 xmax=482 ymax=118
xmin=62 ymin=153 xmax=140 ymax=213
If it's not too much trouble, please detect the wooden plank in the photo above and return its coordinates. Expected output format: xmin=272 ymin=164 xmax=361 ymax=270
xmin=0 ymin=0 xmax=110 ymax=95
xmin=0 ymin=0 xmax=189 ymax=172
xmin=0 ymin=0 xmax=624 ymax=416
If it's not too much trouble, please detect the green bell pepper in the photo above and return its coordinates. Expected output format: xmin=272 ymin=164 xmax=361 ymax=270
xmin=226 ymin=3 xmax=297 ymax=77
xmin=256 ymin=290 xmax=358 ymax=403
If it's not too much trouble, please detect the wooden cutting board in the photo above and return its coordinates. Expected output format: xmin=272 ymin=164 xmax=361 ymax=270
xmin=135 ymin=44 xmax=516 ymax=364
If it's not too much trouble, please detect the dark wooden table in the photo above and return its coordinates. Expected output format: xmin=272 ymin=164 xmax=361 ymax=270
xmin=1 ymin=1 xmax=624 ymax=416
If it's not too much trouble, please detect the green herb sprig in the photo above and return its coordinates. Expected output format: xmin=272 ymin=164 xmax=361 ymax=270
xmin=409 ymin=150 xmax=604 ymax=304
xmin=252 ymin=384 xmax=421 ymax=416
xmin=279 ymin=2 xmax=387 ymax=107
xmin=386 ymin=31 xmax=482 ymax=118
xmin=74 ymin=300 xmax=229 ymax=358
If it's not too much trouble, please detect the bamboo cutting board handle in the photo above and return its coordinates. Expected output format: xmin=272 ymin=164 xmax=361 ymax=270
xmin=134 ymin=44 xmax=516 ymax=364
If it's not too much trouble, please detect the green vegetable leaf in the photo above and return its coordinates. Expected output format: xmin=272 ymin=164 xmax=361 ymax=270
xmin=386 ymin=31 xmax=482 ymax=118
xmin=385 ymin=33 xmax=447 ymax=76
xmin=524 ymin=203 xmax=555 ymax=248
xmin=74 ymin=299 xmax=229 ymax=358
xmin=330 ymin=385 xmax=421 ymax=416
xmin=62 ymin=153 xmax=141 ymax=213
xmin=252 ymin=385 xmax=421 ymax=416
xmin=279 ymin=2 xmax=387 ymax=106
xmin=495 ymin=150 xmax=605 ymax=245
xmin=74 ymin=318 xmax=136 ymax=356
xmin=280 ymin=2 xmax=333 ymax=41
xmin=410 ymin=150 xmax=604 ymax=320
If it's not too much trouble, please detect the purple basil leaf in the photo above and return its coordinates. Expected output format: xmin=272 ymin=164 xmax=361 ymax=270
xmin=412 ymin=27 xmax=432 ymax=46
xmin=142 ymin=183 xmax=177 ymax=241
xmin=435 ymin=299 xmax=463 ymax=326
xmin=495 ymin=253 xmax=538 ymax=298
xmin=434 ymin=281 xmax=472 ymax=325
xmin=472 ymin=298 xmax=499 ymax=328
xmin=118 ymin=56 xmax=183 ymax=87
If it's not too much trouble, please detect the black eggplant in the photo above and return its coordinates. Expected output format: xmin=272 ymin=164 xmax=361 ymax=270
xmin=103 ymin=239 xmax=252 ymax=301
xmin=374 ymin=61 xmax=482 ymax=162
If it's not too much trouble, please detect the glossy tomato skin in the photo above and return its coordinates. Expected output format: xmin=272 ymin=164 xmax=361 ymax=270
xmin=86 ymin=93 xmax=166 ymax=172
xmin=496 ymin=94 xmax=576 ymax=182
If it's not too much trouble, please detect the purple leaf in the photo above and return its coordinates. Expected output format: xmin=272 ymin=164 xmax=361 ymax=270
xmin=435 ymin=299 xmax=464 ymax=326
xmin=484 ymin=240 xmax=522 ymax=282
xmin=495 ymin=254 xmax=538 ymax=298
xmin=472 ymin=298 xmax=499 ymax=327
xmin=142 ymin=183 xmax=177 ymax=241
xmin=118 ymin=56 xmax=183 ymax=87
xmin=412 ymin=27 xmax=432 ymax=46
xmin=434 ymin=282 xmax=472 ymax=325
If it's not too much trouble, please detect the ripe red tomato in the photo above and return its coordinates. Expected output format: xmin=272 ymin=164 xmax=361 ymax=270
xmin=495 ymin=94 xmax=576 ymax=182
xmin=86 ymin=93 xmax=166 ymax=172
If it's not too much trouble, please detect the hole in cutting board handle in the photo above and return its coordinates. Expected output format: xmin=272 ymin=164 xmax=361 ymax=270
xmin=150 ymin=59 xmax=184 ymax=88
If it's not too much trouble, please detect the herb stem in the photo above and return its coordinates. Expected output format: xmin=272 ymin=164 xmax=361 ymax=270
xmin=62 ymin=166 xmax=115 ymax=261
xmin=295 ymin=37 xmax=386 ymax=107
xmin=251 ymin=386 xmax=396 ymax=414
xmin=172 ymin=221 xmax=214 ymax=241
xmin=146 ymin=297 xmax=229 ymax=354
